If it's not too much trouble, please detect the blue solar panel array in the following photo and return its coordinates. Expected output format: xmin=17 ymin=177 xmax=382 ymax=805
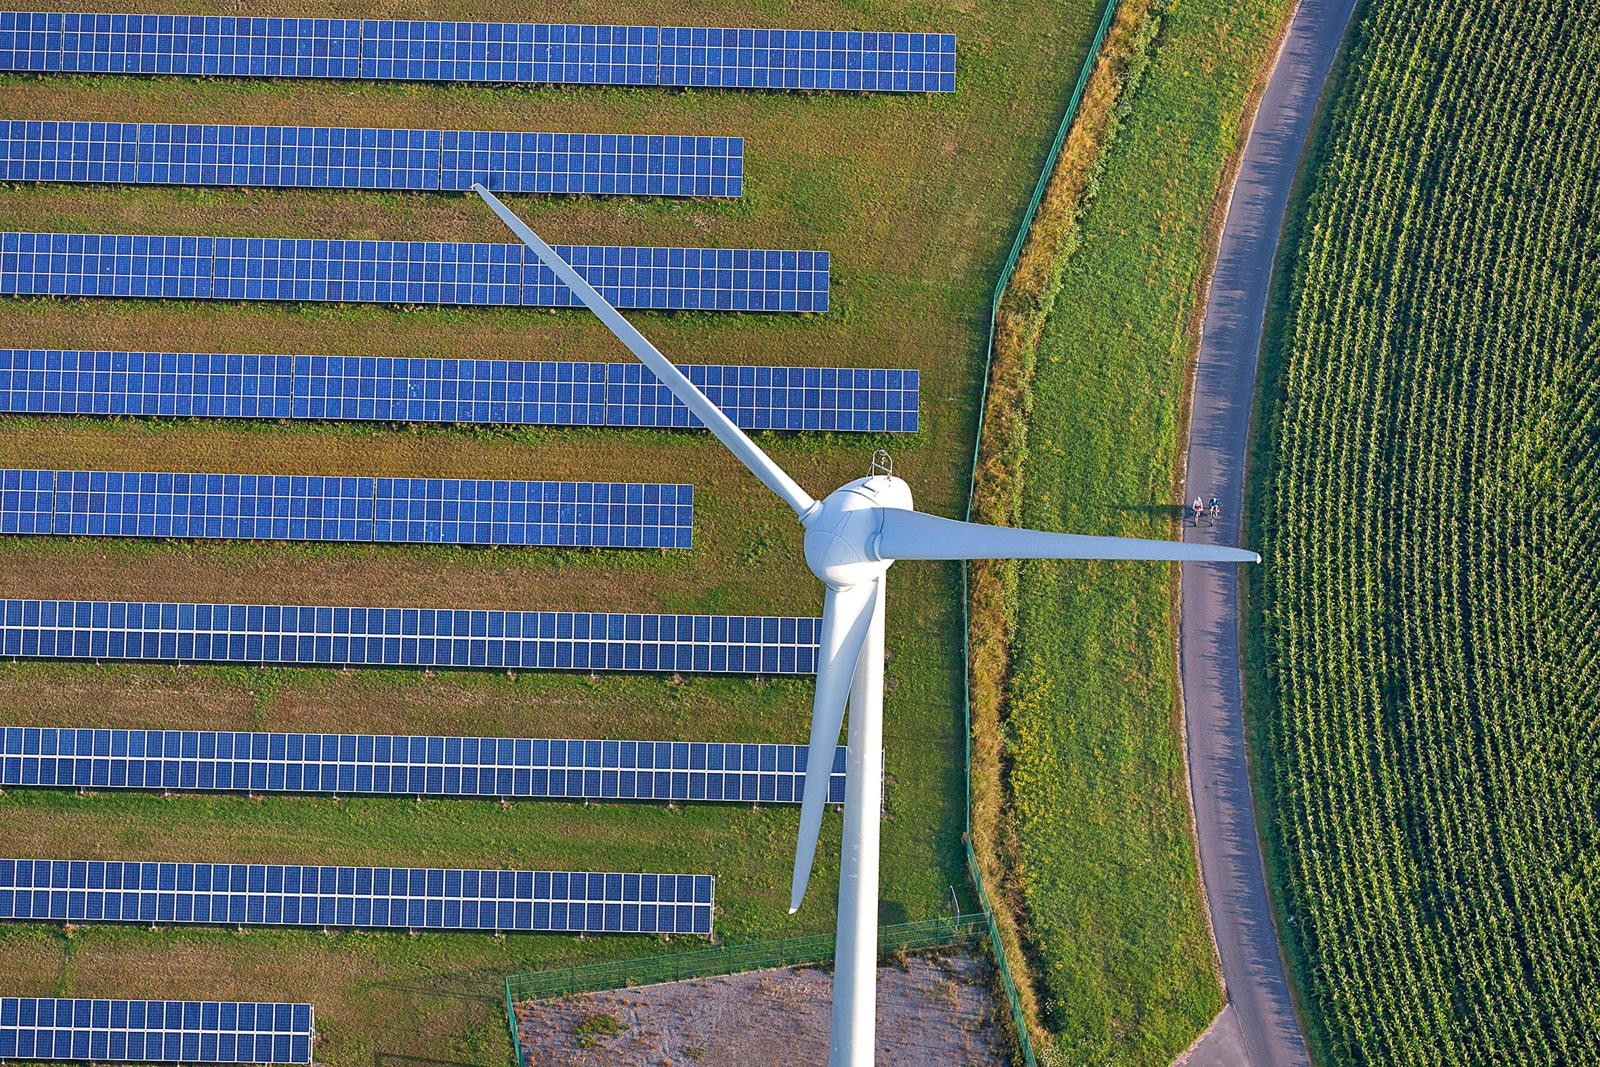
xmin=2 ymin=728 xmax=848 ymax=806
xmin=34 ymin=469 xmax=371 ymax=542
xmin=658 ymin=28 xmax=956 ymax=92
xmin=0 ymin=232 xmax=830 ymax=312
xmin=0 ymin=13 xmax=955 ymax=93
xmin=0 ymin=233 xmax=212 ymax=298
xmin=359 ymin=21 xmax=658 ymax=85
xmin=440 ymin=130 xmax=740 ymax=197
xmin=0 ymin=350 xmax=920 ymax=432
xmin=373 ymin=478 xmax=692 ymax=549
xmin=0 ymin=600 xmax=821 ymax=674
xmin=0 ymin=858 xmax=714 ymax=934
xmin=0 ymin=466 xmax=49 ymax=533
xmin=0 ymin=469 xmax=692 ymax=549
xmin=0 ymin=998 xmax=314 ymax=1065
xmin=0 ymin=121 xmax=744 ymax=198
xmin=611 ymin=361 xmax=918 ymax=432
xmin=60 ymin=14 xmax=363 ymax=78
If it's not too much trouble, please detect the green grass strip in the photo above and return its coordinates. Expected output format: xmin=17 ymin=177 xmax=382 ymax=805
xmin=996 ymin=0 xmax=1291 ymax=1061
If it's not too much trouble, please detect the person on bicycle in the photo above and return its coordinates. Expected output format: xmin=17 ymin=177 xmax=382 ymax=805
xmin=1207 ymin=496 xmax=1221 ymax=519
xmin=1192 ymin=496 xmax=1205 ymax=522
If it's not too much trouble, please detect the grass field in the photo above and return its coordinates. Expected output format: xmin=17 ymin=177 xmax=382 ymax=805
xmin=962 ymin=0 xmax=1293 ymax=1061
xmin=1250 ymin=0 xmax=1600 ymax=1061
xmin=0 ymin=1 xmax=1110 ymax=1063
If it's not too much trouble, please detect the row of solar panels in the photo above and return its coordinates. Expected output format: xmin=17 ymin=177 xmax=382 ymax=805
xmin=0 ymin=469 xmax=694 ymax=549
xmin=0 ymin=231 xmax=830 ymax=312
xmin=0 ymin=349 xmax=920 ymax=433
xmin=0 ymin=12 xmax=944 ymax=1044
xmin=0 ymin=859 xmax=715 ymax=935
xmin=2 ymin=599 xmax=821 ymax=674
xmin=1 ymin=728 xmax=847 ymax=805
xmin=1 ymin=999 xmax=314 ymax=1065
xmin=2 ymin=120 xmax=745 ymax=198
xmin=0 ymin=13 xmax=957 ymax=93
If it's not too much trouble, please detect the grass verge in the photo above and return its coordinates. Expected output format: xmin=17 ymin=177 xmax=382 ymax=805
xmin=965 ymin=0 xmax=1158 ymax=1051
xmin=966 ymin=0 xmax=1293 ymax=1061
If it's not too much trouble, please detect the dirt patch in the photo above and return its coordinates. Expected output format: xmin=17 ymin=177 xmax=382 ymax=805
xmin=515 ymin=949 xmax=1003 ymax=1066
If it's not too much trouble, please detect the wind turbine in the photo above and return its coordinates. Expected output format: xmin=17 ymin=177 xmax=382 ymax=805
xmin=473 ymin=184 xmax=1259 ymax=1066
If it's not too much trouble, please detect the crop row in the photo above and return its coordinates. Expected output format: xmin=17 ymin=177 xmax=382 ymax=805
xmin=1255 ymin=0 xmax=1600 ymax=1062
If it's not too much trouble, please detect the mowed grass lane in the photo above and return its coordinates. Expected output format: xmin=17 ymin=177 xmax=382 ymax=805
xmin=0 ymin=1 xmax=1104 ymax=1062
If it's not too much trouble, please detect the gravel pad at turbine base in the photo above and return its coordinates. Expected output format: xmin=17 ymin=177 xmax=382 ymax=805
xmin=513 ymin=949 xmax=1003 ymax=1065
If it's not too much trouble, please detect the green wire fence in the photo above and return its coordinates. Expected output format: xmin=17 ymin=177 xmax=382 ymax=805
xmin=502 ymin=3 xmax=1121 ymax=1063
xmin=959 ymin=1 xmax=1121 ymax=1063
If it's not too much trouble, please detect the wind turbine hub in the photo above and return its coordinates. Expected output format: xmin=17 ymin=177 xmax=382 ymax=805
xmin=802 ymin=475 xmax=913 ymax=589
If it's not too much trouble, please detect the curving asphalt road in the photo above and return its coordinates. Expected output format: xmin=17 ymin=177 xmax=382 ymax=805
xmin=1178 ymin=0 xmax=1358 ymax=1063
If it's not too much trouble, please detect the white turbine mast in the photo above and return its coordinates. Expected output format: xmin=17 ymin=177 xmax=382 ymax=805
xmin=473 ymin=184 xmax=1259 ymax=1067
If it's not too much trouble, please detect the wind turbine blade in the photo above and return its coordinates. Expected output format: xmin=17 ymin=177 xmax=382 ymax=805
xmin=790 ymin=579 xmax=880 ymax=914
xmin=876 ymin=509 xmax=1261 ymax=563
xmin=471 ymin=184 xmax=816 ymax=520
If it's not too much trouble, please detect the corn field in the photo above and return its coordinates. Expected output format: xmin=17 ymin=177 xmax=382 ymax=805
xmin=1254 ymin=0 xmax=1600 ymax=1061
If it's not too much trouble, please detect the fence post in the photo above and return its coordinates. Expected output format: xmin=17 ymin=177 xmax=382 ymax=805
xmin=504 ymin=978 xmax=524 ymax=1067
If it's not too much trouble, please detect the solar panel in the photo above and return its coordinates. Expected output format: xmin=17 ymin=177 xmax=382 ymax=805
xmin=0 ymin=350 xmax=295 ymax=419
xmin=0 ymin=11 xmax=61 ymax=72
xmin=358 ymin=21 xmax=659 ymax=86
xmin=131 ymin=123 xmax=436 ymax=191
xmin=60 ymin=14 xmax=362 ymax=78
xmin=2 ymin=469 xmax=692 ymax=549
xmin=0 ymin=121 xmax=743 ymax=199
xmin=207 ymin=237 xmax=524 ymax=306
xmin=520 ymin=246 xmax=828 ymax=313
xmin=0 ymin=858 xmax=715 ymax=935
xmin=47 ymin=470 xmax=373 ymax=542
xmin=0 ymin=469 xmax=53 ymax=534
xmin=658 ymin=28 xmax=958 ymax=92
xmin=373 ymin=479 xmax=693 ymax=549
xmin=2 ymin=728 xmax=849 ymax=805
xmin=0 ymin=997 xmax=314 ymax=1065
xmin=2 ymin=14 xmax=954 ymax=92
xmin=0 ymin=350 xmax=919 ymax=432
xmin=294 ymin=354 xmax=614 ymax=425
xmin=441 ymin=131 xmax=742 ymax=198
xmin=0 ymin=232 xmax=212 ymax=298
xmin=0 ymin=600 xmax=821 ymax=674
xmin=664 ymin=363 xmax=919 ymax=432
xmin=0 ymin=232 xmax=828 ymax=311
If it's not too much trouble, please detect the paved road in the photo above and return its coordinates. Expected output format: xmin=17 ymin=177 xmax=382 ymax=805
xmin=1178 ymin=0 xmax=1358 ymax=1064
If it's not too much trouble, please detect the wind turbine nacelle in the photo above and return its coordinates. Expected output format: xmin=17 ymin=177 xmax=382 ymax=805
xmin=802 ymin=475 xmax=914 ymax=589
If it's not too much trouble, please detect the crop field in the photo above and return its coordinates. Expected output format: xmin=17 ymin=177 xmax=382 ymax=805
xmin=0 ymin=1 xmax=1109 ymax=1063
xmin=1252 ymin=0 xmax=1599 ymax=1061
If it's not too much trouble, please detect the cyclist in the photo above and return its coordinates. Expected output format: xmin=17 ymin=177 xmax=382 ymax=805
xmin=1207 ymin=496 xmax=1221 ymax=520
xmin=1192 ymin=496 xmax=1205 ymax=523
